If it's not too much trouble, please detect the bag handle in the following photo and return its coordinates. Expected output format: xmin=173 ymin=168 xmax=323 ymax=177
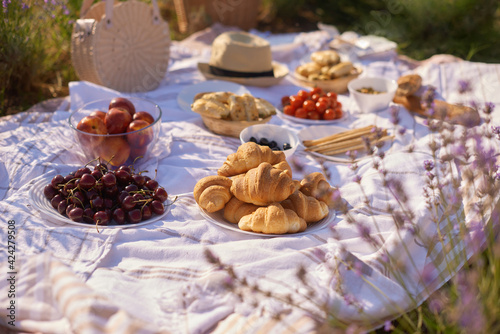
xmin=79 ymin=0 xmax=162 ymax=27
xmin=104 ymin=0 xmax=162 ymax=28
xmin=79 ymin=0 xmax=96 ymax=18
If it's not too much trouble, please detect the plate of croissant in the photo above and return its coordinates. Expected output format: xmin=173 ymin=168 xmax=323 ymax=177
xmin=193 ymin=142 xmax=337 ymax=236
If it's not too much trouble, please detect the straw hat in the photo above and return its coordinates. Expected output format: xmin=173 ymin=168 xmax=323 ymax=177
xmin=198 ymin=31 xmax=289 ymax=87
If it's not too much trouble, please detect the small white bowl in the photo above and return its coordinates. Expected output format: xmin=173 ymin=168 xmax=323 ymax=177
xmin=240 ymin=124 xmax=299 ymax=159
xmin=348 ymin=76 xmax=397 ymax=113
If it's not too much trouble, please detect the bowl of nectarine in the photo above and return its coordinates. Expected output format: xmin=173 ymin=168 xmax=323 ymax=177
xmin=69 ymin=97 xmax=162 ymax=168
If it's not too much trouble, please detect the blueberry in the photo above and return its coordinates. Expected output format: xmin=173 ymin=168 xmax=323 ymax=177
xmin=259 ymin=137 xmax=269 ymax=146
xmin=283 ymin=142 xmax=291 ymax=150
xmin=269 ymin=140 xmax=277 ymax=148
xmin=249 ymin=136 xmax=258 ymax=143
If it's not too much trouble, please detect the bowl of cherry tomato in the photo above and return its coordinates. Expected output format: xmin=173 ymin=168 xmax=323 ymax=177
xmin=280 ymin=87 xmax=344 ymax=123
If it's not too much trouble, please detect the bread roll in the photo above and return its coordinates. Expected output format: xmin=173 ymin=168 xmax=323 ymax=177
xmin=194 ymin=175 xmax=232 ymax=213
xmin=280 ymin=191 xmax=329 ymax=224
xmin=223 ymin=197 xmax=260 ymax=224
xmin=299 ymin=172 xmax=335 ymax=208
xmin=230 ymin=162 xmax=299 ymax=206
xmin=218 ymin=142 xmax=286 ymax=177
xmin=238 ymin=203 xmax=307 ymax=234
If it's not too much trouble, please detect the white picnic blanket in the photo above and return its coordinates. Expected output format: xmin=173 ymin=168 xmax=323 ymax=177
xmin=1 ymin=23 xmax=499 ymax=333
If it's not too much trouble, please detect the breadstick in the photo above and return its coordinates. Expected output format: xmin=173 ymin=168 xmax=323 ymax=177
xmin=306 ymin=129 xmax=387 ymax=151
xmin=302 ymin=125 xmax=375 ymax=147
xmin=313 ymin=135 xmax=394 ymax=156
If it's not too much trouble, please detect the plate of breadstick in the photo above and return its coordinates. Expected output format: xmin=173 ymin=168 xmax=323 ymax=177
xmin=299 ymin=125 xmax=394 ymax=163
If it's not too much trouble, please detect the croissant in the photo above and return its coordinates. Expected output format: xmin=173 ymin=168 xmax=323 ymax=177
xmin=280 ymin=190 xmax=329 ymax=224
xmin=218 ymin=142 xmax=286 ymax=177
xmin=299 ymin=172 xmax=335 ymax=208
xmin=223 ymin=197 xmax=260 ymax=224
xmin=273 ymin=160 xmax=292 ymax=178
xmin=231 ymin=162 xmax=300 ymax=206
xmin=238 ymin=203 xmax=307 ymax=234
xmin=193 ymin=175 xmax=232 ymax=213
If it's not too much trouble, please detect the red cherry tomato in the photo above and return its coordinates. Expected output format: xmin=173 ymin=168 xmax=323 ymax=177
xmin=295 ymin=107 xmax=308 ymax=119
xmin=326 ymin=91 xmax=338 ymax=99
xmin=307 ymin=111 xmax=321 ymax=120
xmin=323 ymin=108 xmax=336 ymax=120
xmin=328 ymin=98 xmax=337 ymax=108
xmin=336 ymin=101 xmax=342 ymax=110
xmin=315 ymin=101 xmax=327 ymax=114
xmin=311 ymin=93 xmax=321 ymax=102
xmin=311 ymin=87 xmax=323 ymax=96
xmin=283 ymin=105 xmax=295 ymax=116
xmin=335 ymin=108 xmax=343 ymax=119
xmin=318 ymin=96 xmax=331 ymax=108
xmin=303 ymin=100 xmax=316 ymax=112
xmin=290 ymin=95 xmax=304 ymax=109
xmin=297 ymin=90 xmax=310 ymax=100
xmin=281 ymin=95 xmax=290 ymax=106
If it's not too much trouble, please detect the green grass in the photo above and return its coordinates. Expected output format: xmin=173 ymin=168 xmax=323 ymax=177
xmin=2 ymin=0 xmax=499 ymax=116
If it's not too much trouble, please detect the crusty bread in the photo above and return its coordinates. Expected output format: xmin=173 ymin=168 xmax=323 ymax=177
xmin=223 ymin=197 xmax=260 ymax=224
xmin=299 ymin=172 xmax=335 ymax=208
xmin=280 ymin=190 xmax=329 ymax=224
xmin=230 ymin=162 xmax=299 ymax=206
xmin=238 ymin=203 xmax=307 ymax=234
xmin=218 ymin=142 xmax=286 ymax=177
xmin=194 ymin=175 xmax=232 ymax=213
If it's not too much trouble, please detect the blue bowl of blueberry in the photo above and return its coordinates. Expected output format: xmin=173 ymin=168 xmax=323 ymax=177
xmin=240 ymin=124 xmax=300 ymax=159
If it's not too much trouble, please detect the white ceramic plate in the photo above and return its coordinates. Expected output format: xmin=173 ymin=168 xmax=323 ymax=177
xmin=298 ymin=125 xmax=382 ymax=163
xmin=28 ymin=173 xmax=172 ymax=228
xmin=276 ymin=95 xmax=350 ymax=125
xmin=199 ymin=206 xmax=335 ymax=237
xmin=177 ymin=80 xmax=251 ymax=113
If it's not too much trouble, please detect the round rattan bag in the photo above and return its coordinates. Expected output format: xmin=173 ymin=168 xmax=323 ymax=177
xmin=71 ymin=0 xmax=170 ymax=92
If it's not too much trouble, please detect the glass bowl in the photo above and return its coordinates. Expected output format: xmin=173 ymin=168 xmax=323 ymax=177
xmin=68 ymin=97 xmax=161 ymax=168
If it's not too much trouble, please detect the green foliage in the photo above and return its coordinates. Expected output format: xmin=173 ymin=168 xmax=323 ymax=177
xmin=263 ymin=0 xmax=500 ymax=62
xmin=0 ymin=0 xmax=79 ymax=116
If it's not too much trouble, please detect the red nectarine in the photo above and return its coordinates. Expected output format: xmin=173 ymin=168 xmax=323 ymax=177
xmin=126 ymin=120 xmax=154 ymax=147
xmin=133 ymin=111 xmax=155 ymax=124
xmin=89 ymin=110 xmax=106 ymax=122
xmin=76 ymin=115 xmax=107 ymax=149
xmin=105 ymin=108 xmax=132 ymax=134
xmin=109 ymin=97 xmax=135 ymax=117
xmin=98 ymin=136 xmax=131 ymax=167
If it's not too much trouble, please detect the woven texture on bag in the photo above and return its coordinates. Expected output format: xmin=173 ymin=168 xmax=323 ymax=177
xmin=71 ymin=0 xmax=170 ymax=93
xmin=174 ymin=0 xmax=261 ymax=33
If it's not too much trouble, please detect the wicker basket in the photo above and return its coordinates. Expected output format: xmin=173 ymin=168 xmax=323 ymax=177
xmin=199 ymin=114 xmax=272 ymax=138
xmin=173 ymin=0 xmax=261 ymax=33
xmin=71 ymin=0 xmax=171 ymax=92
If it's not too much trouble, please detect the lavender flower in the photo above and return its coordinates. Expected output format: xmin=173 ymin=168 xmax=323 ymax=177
xmin=384 ymin=320 xmax=393 ymax=331
xmin=492 ymin=125 xmax=500 ymax=139
xmin=357 ymin=223 xmax=371 ymax=241
xmin=420 ymin=262 xmax=436 ymax=285
xmin=422 ymin=86 xmax=436 ymax=109
xmin=483 ymin=102 xmax=495 ymax=115
xmin=423 ymin=160 xmax=435 ymax=171
xmin=353 ymin=261 xmax=363 ymax=277
xmin=458 ymin=79 xmax=472 ymax=94
xmin=389 ymin=105 xmax=400 ymax=125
